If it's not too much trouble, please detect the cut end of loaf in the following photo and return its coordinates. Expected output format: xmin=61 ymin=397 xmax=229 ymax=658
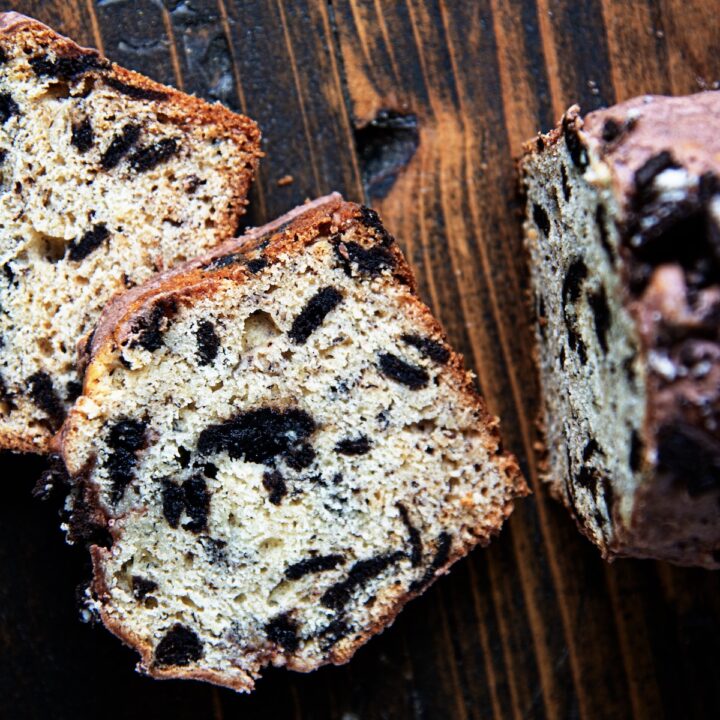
xmin=0 ymin=12 xmax=260 ymax=453
xmin=523 ymin=94 xmax=720 ymax=568
xmin=59 ymin=197 xmax=526 ymax=691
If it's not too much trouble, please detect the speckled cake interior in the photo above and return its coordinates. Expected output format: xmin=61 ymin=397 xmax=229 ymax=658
xmin=59 ymin=198 xmax=524 ymax=692
xmin=0 ymin=13 xmax=259 ymax=452
xmin=523 ymin=95 xmax=720 ymax=567
xmin=523 ymin=130 xmax=646 ymax=555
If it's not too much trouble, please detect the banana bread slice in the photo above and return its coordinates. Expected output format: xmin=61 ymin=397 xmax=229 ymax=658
xmin=522 ymin=92 xmax=720 ymax=567
xmin=57 ymin=194 xmax=527 ymax=691
xmin=0 ymin=12 xmax=260 ymax=453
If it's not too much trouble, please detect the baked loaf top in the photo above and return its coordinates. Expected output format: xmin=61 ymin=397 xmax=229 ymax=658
xmin=58 ymin=194 xmax=527 ymax=691
xmin=523 ymin=92 xmax=720 ymax=566
xmin=0 ymin=12 xmax=261 ymax=453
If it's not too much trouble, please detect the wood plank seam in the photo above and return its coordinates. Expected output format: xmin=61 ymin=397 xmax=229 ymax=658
xmin=215 ymin=0 xmax=268 ymax=221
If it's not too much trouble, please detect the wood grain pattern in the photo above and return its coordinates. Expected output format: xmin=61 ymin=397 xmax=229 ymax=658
xmin=0 ymin=1 xmax=719 ymax=719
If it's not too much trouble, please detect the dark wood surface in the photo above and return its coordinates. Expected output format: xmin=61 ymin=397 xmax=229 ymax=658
xmin=1 ymin=1 xmax=719 ymax=718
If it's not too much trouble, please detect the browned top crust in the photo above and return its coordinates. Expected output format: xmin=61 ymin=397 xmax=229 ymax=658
xmin=524 ymin=91 xmax=720 ymax=208
xmin=582 ymin=92 xmax=720 ymax=193
xmin=0 ymin=11 xmax=261 ymax=183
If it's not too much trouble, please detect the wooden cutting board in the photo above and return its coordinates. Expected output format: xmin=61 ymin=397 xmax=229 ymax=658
xmin=1 ymin=2 xmax=719 ymax=718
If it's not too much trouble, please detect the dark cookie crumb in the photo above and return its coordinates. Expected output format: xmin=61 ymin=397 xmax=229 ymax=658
xmin=68 ymin=223 xmax=110 ymax=262
xmin=582 ymin=438 xmax=602 ymax=462
xmin=562 ymin=115 xmax=588 ymax=170
xmin=131 ymin=576 xmax=158 ymax=601
xmin=200 ymin=536 xmax=227 ymax=564
xmin=562 ymin=258 xmax=588 ymax=307
xmin=67 ymin=494 xmax=113 ymax=549
xmin=321 ymin=551 xmax=405 ymax=610
xmin=595 ymin=205 xmax=615 ymax=263
xmin=401 ymin=334 xmax=451 ymax=364
xmin=699 ymin=171 xmax=720 ymax=200
xmin=561 ymin=258 xmax=589 ymax=364
xmin=634 ymin=151 xmax=677 ymax=199
xmin=576 ymin=466 xmax=601 ymax=492
xmin=65 ymin=379 xmax=83 ymax=402
xmin=129 ymin=299 xmax=176 ymax=352
xmin=2 ymin=260 xmax=15 ymax=285
xmin=203 ymin=462 xmax=218 ymax=479
xmin=629 ymin=430 xmax=643 ymax=473
xmin=358 ymin=206 xmax=394 ymax=246
xmin=71 ymin=117 xmax=94 ymax=153
xmin=587 ymin=285 xmax=611 ymax=353
xmin=32 ymin=453 xmax=70 ymax=500
xmin=263 ymin=470 xmax=287 ymax=505
xmin=561 ymin=165 xmax=571 ymax=201
xmin=162 ymin=480 xmax=185 ymax=528
xmin=161 ymin=476 xmax=210 ymax=532
xmin=397 ymin=503 xmax=422 ymax=567
xmin=104 ymin=76 xmax=168 ymax=102
xmin=29 ymin=52 xmax=108 ymax=80
xmin=410 ymin=532 xmax=451 ymax=592
xmin=335 ymin=435 xmax=371 ymax=456
xmin=0 ymin=92 xmax=19 ymax=124
xmin=207 ymin=254 xmax=268 ymax=273
xmin=601 ymin=116 xmax=638 ymax=146
xmin=198 ymin=407 xmax=316 ymax=465
xmin=155 ymin=624 xmax=203 ymax=666
xmin=106 ymin=419 xmax=146 ymax=502
xmin=182 ymin=476 xmax=210 ymax=533
xmin=289 ymin=286 xmax=344 ymax=344
xmin=265 ymin=613 xmax=300 ymax=653
xmin=532 ymin=203 xmax=551 ymax=236
xmin=208 ymin=252 xmax=243 ymax=270
xmin=176 ymin=446 xmax=191 ymax=468
xmin=108 ymin=419 xmax=147 ymax=451
xmin=284 ymin=442 xmax=316 ymax=470
xmin=285 ymin=554 xmax=345 ymax=580
xmin=334 ymin=238 xmax=396 ymax=277
xmin=378 ymin=352 xmax=429 ymax=389
xmin=318 ymin=617 xmax=352 ymax=651
xmin=246 ymin=257 xmax=268 ymax=273
xmin=602 ymin=118 xmax=622 ymax=143
xmin=129 ymin=138 xmax=180 ymax=173
xmin=100 ymin=123 xmax=141 ymax=170
xmin=27 ymin=371 xmax=64 ymax=427
xmin=196 ymin=319 xmax=220 ymax=366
